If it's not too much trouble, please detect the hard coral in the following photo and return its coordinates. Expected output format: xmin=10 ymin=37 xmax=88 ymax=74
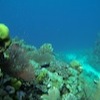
xmin=0 ymin=23 xmax=9 ymax=39
xmin=39 ymin=43 xmax=53 ymax=54
xmin=70 ymin=60 xmax=81 ymax=68
xmin=0 ymin=23 xmax=11 ymax=53
xmin=41 ymin=87 xmax=60 ymax=100
xmin=30 ymin=43 xmax=55 ymax=67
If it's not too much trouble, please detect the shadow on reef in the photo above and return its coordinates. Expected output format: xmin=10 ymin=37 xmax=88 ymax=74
xmin=0 ymin=24 xmax=100 ymax=100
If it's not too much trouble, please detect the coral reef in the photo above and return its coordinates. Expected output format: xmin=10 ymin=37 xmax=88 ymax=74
xmin=0 ymin=38 xmax=100 ymax=100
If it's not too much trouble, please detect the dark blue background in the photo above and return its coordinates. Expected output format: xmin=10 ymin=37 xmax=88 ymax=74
xmin=0 ymin=0 xmax=100 ymax=51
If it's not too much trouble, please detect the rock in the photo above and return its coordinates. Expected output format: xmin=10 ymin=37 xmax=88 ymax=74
xmin=3 ymin=95 xmax=13 ymax=100
xmin=5 ymin=85 xmax=15 ymax=94
xmin=16 ymin=91 xmax=26 ymax=100
xmin=0 ymin=89 xmax=7 ymax=97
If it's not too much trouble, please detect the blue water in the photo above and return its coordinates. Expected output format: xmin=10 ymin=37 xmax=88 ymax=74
xmin=0 ymin=0 xmax=100 ymax=51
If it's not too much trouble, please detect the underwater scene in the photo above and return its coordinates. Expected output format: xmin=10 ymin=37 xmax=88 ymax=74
xmin=0 ymin=0 xmax=100 ymax=100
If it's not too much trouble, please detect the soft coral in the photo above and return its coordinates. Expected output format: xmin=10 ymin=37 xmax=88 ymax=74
xmin=1 ymin=41 xmax=35 ymax=81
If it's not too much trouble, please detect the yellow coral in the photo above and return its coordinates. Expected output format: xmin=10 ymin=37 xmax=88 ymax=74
xmin=36 ymin=68 xmax=47 ymax=83
xmin=0 ymin=23 xmax=11 ymax=52
xmin=11 ymin=78 xmax=22 ymax=90
xmin=70 ymin=60 xmax=81 ymax=68
xmin=39 ymin=43 xmax=53 ymax=53
xmin=70 ymin=60 xmax=83 ymax=73
xmin=0 ymin=23 xmax=9 ymax=39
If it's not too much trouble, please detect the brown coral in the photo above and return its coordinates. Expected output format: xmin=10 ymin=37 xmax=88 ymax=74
xmin=1 ymin=41 xmax=35 ymax=81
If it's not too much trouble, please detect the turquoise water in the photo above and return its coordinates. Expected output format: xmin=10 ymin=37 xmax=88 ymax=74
xmin=0 ymin=0 xmax=100 ymax=74
xmin=0 ymin=0 xmax=100 ymax=51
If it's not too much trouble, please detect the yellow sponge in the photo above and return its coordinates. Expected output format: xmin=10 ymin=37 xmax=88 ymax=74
xmin=0 ymin=23 xmax=9 ymax=39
